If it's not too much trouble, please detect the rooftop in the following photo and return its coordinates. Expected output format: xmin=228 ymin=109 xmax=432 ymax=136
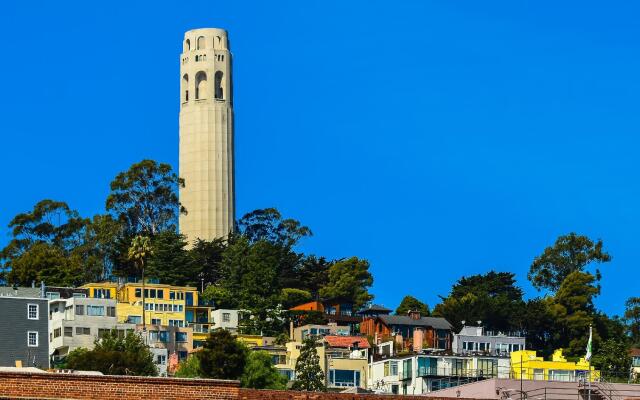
xmin=379 ymin=315 xmax=452 ymax=330
xmin=324 ymin=335 xmax=370 ymax=349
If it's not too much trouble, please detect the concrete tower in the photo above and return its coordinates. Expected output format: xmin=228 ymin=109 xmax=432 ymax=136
xmin=179 ymin=28 xmax=235 ymax=242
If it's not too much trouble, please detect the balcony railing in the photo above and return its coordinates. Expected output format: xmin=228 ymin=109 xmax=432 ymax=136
xmin=416 ymin=367 xmax=498 ymax=378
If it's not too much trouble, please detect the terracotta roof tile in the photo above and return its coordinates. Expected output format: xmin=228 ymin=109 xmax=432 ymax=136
xmin=324 ymin=335 xmax=370 ymax=349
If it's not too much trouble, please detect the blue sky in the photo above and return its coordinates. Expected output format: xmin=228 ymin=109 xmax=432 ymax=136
xmin=1 ymin=1 xmax=639 ymax=316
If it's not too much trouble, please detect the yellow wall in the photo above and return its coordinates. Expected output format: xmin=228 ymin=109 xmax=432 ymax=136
xmin=511 ymin=350 xmax=600 ymax=381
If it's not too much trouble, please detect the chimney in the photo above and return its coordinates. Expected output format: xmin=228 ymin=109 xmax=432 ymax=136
xmin=408 ymin=310 xmax=421 ymax=320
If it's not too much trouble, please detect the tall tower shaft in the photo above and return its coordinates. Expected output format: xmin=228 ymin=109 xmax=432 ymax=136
xmin=179 ymin=28 xmax=235 ymax=242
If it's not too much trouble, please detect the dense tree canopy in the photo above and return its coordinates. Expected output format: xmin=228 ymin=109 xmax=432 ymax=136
xmin=241 ymin=351 xmax=288 ymax=389
xmin=198 ymin=329 xmax=248 ymax=380
xmin=65 ymin=330 xmax=157 ymax=376
xmin=528 ymin=233 xmax=611 ymax=292
xmin=319 ymin=257 xmax=373 ymax=309
xmin=395 ymin=295 xmax=430 ymax=316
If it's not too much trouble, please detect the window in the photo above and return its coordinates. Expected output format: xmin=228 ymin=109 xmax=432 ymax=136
xmin=27 ymin=331 xmax=38 ymax=347
xmin=46 ymin=292 xmax=61 ymax=299
xmin=75 ymin=305 xmax=84 ymax=315
xmin=169 ymin=320 xmax=183 ymax=327
xmin=158 ymin=331 xmax=169 ymax=342
xmin=176 ymin=332 xmax=188 ymax=342
xmin=478 ymin=359 xmax=497 ymax=377
xmin=107 ymin=307 xmax=116 ymax=317
xmin=156 ymin=355 xmax=167 ymax=365
xmin=27 ymin=304 xmax=39 ymax=320
xmin=72 ymin=293 xmax=86 ymax=298
xmin=157 ymin=290 xmax=164 ymax=299
xmin=87 ymin=306 xmax=105 ymax=316
xmin=403 ymin=359 xmax=413 ymax=380
xmin=76 ymin=327 xmax=91 ymax=335
xmin=390 ymin=361 xmax=398 ymax=376
xmin=178 ymin=351 xmax=188 ymax=360
xmin=222 ymin=312 xmax=231 ymax=322
xmin=633 ymin=357 xmax=640 ymax=368
xmin=98 ymin=329 xmax=110 ymax=338
xmin=94 ymin=289 xmax=111 ymax=299
xmin=533 ymin=368 xmax=544 ymax=380
xmin=384 ymin=362 xmax=390 ymax=376
xmin=184 ymin=39 xmax=190 ymax=52
xmin=64 ymin=327 xmax=73 ymax=337
xmin=151 ymin=318 xmax=161 ymax=325
xmin=195 ymin=71 xmax=208 ymax=100
xmin=214 ymin=70 xmax=224 ymax=99
xmin=135 ymin=288 xmax=142 ymax=298
xmin=328 ymin=369 xmax=360 ymax=387
xmin=54 ymin=328 xmax=61 ymax=338
xmin=197 ymin=36 xmax=205 ymax=50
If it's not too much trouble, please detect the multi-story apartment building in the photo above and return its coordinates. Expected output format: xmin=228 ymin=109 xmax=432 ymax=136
xmin=0 ymin=287 xmax=49 ymax=368
xmin=368 ymin=350 xmax=511 ymax=395
xmin=48 ymin=297 xmax=130 ymax=360
xmin=293 ymin=323 xmax=351 ymax=341
xmin=142 ymin=324 xmax=193 ymax=361
xmin=452 ymin=325 xmax=525 ymax=356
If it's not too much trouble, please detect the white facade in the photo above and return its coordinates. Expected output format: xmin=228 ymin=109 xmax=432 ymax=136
xmin=211 ymin=309 xmax=240 ymax=332
xmin=452 ymin=325 xmax=526 ymax=356
xmin=368 ymin=354 xmax=511 ymax=395
xmin=179 ymin=28 xmax=235 ymax=243
xmin=48 ymin=298 xmax=126 ymax=358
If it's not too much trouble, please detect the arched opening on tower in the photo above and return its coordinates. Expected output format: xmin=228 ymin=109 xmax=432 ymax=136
xmin=214 ymin=71 xmax=224 ymax=100
xmin=182 ymin=74 xmax=189 ymax=102
xmin=195 ymin=71 xmax=208 ymax=100
xmin=184 ymin=39 xmax=191 ymax=52
xmin=197 ymin=36 xmax=206 ymax=50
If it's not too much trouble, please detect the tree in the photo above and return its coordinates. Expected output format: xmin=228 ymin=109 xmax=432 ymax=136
xmin=146 ymin=231 xmax=193 ymax=286
xmin=292 ymin=337 xmax=325 ymax=391
xmin=591 ymin=339 xmax=631 ymax=381
xmin=106 ymin=159 xmax=185 ymax=237
xmin=546 ymin=271 xmax=600 ymax=357
xmin=319 ymin=257 xmax=373 ymax=309
xmin=241 ymin=351 xmax=288 ymax=389
xmin=65 ymin=330 xmax=157 ymax=376
xmin=174 ymin=355 xmax=202 ymax=378
xmin=237 ymin=208 xmax=311 ymax=248
xmin=625 ymin=297 xmax=640 ymax=345
xmin=190 ymin=238 xmax=226 ymax=288
xmin=128 ymin=235 xmax=153 ymax=329
xmin=395 ymin=295 xmax=430 ymax=316
xmin=433 ymin=271 xmax=525 ymax=332
xmin=7 ymin=242 xmax=81 ymax=286
xmin=280 ymin=288 xmax=312 ymax=309
xmin=529 ymin=233 xmax=611 ymax=292
xmin=198 ymin=329 xmax=247 ymax=379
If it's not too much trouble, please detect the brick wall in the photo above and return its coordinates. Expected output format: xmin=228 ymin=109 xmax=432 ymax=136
xmin=240 ymin=388 xmax=487 ymax=400
xmin=0 ymin=371 xmax=239 ymax=400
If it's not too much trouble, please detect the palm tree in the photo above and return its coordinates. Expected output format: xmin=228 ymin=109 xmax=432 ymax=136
xmin=128 ymin=235 xmax=153 ymax=330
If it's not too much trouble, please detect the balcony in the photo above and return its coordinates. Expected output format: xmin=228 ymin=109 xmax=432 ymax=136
xmin=189 ymin=323 xmax=214 ymax=334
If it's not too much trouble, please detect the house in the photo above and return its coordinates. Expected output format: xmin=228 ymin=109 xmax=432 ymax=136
xmin=43 ymin=286 xmax=89 ymax=300
xmin=0 ymin=287 xmax=49 ymax=368
xmin=357 ymin=304 xmax=392 ymax=319
xmin=48 ymin=296 xmax=125 ymax=360
xmin=250 ymin=344 xmax=292 ymax=380
xmin=283 ymin=335 xmax=370 ymax=389
xmin=290 ymin=300 xmax=362 ymax=330
xmin=360 ymin=311 xmax=453 ymax=351
xmin=510 ymin=349 xmax=599 ymax=382
xmin=140 ymin=324 xmax=193 ymax=362
xmin=211 ymin=309 xmax=241 ymax=333
xmin=292 ymin=323 xmax=351 ymax=341
xmin=368 ymin=349 xmax=511 ymax=395
xmin=453 ymin=325 xmax=525 ymax=356
xmin=631 ymin=348 xmax=640 ymax=380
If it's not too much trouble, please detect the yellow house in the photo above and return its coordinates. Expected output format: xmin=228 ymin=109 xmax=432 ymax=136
xmin=81 ymin=281 xmax=214 ymax=346
xmin=511 ymin=349 xmax=600 ymax=382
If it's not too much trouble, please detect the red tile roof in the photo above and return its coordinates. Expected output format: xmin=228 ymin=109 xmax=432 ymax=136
xmin=324 ymin=335 xmax=370 ymax=349
xmin=630 ymin=348 xmax=640 ymax=357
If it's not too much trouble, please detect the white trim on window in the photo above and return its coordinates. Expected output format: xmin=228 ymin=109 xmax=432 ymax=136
xmin=27 ymin=331 xmax=39 ymax=347
xmin=27 ymin=303 xmax=39 ymax=320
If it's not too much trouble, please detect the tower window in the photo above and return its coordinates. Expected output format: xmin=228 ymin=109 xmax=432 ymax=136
xmin=197 ymin=36 xmax=206 ymax=50
xmin=195 ymin=71 xmax=208 ymax=100
xmin=214 ymin=71 xmax=224 ymax=100
xmin=182 ymin=74 xmax=189 ymax=103
xmin=184 ymin=39 xmax=190 ymax=52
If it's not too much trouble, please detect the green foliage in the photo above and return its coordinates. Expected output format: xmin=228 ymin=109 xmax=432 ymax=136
xmin=546 ymin=271 xmax=600 ymax=358
xmin=292 ymin=337 xmax=325 ymax=392
xmin=433 ymin=271 xmax=524 ymax=332
xmin=198 ymin=329 xmax=248 ymax=379
xmin=280 ymin=288 xmax=312 ymax=309
xmin=237 ymin=208 xmax=311 ymax=248
xmin=241 ymin=351 xmax=288 ymax=389
xmin=395 ymin=295 xmax=430 ymax=316
xmin=65 ymin=330 xmax=157 ymax=376
xmin=146 ymin=231 xmax=193 ymax=286
xmin=625 ymin=297 xmax=640 ymax=345
xmin=319 ymin=257 xmax=373 ymax=309
xmin=106 ymin=159 xmax=185 ymax=237
xmin=190 ymin=238 xmax=225 ymax=288
xmin=174 ymin=355 xmax=202 ymax=378
xmin=528 ymin=233 xmax=611 ymax=292
xmin=591 ymin=339 xmax=631 ymax=378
